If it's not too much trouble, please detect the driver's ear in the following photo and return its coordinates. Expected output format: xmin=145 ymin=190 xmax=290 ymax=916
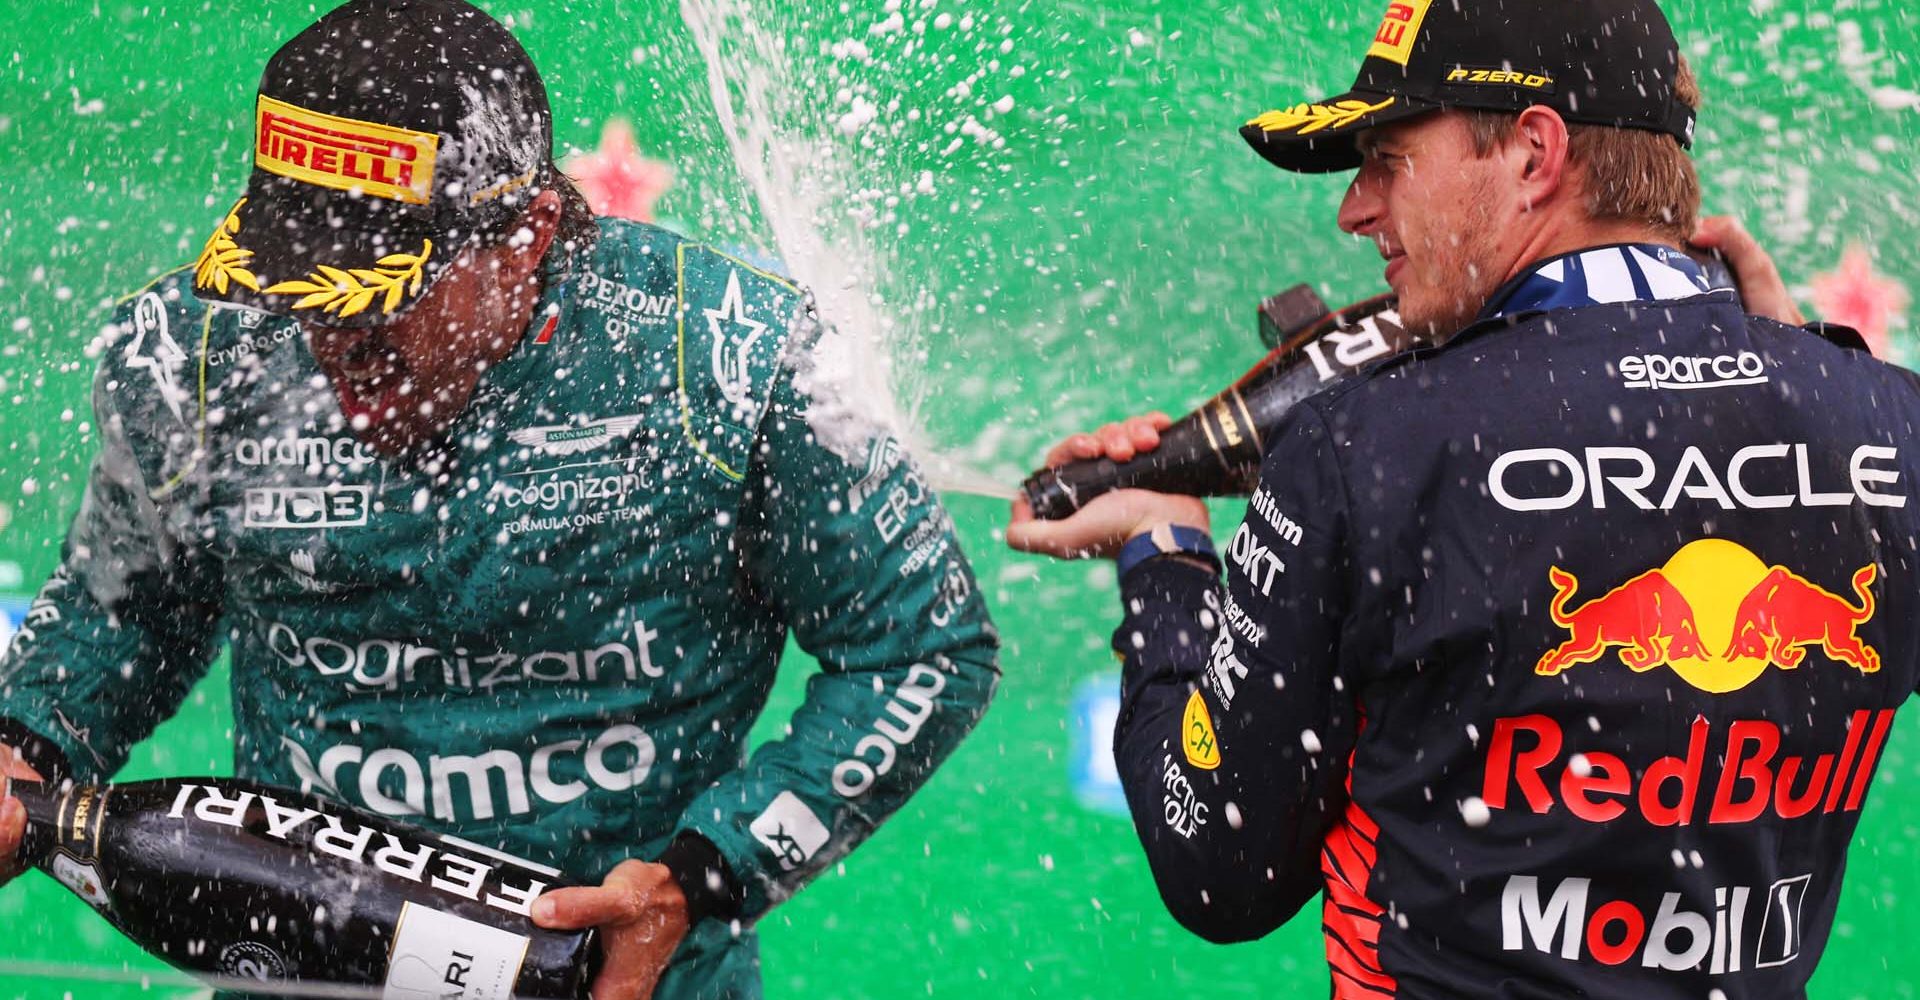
xmin=511 ymin=189 xmax=565 ymax=267
xmin=1510 ymin=106 xmax=1571 ymax=213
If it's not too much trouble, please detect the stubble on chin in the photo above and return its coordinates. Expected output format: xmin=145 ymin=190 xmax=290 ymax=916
xmin=1401 ymin=196 xmax=1507 ymax=343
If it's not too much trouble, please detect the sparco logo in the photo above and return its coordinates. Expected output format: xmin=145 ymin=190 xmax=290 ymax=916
xmin=235 ymin=435 xmax=376 ymax=468
xmin=265 ymin=618 xmax=668 ymax=692
xmin=1503 ymin=871 xmax=1810 ymax=972
xmin=244 ymin=486 xmax=371 ymax=528
xmin=1619 ymin=351 xmax=1767 ymax=390
xmin=168 ymin=781 xmax=554 ymax=917
xmin=281 ymin=724 xmax=656 ymax=823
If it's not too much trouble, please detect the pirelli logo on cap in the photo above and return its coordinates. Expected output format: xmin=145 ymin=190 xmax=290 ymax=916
xmin=1365 ymin=0 xmax=1432 ymax=67
xmin=255 ymin=95 xmax=439 ymax=205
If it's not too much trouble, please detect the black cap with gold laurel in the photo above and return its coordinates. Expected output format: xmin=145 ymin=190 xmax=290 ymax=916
xmin=1241 ymin=0 xmax=1697 ymax=174
xmin=192 ymin=0 xmax=555 ymax=326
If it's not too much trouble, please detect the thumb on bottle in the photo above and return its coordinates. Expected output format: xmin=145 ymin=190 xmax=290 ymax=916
xmin=531 ymin=885 xmax=631 ymax=930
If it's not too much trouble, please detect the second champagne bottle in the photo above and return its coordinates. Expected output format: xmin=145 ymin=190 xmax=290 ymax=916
xmin=1022 ymin=289 xmax=1412 ymax=520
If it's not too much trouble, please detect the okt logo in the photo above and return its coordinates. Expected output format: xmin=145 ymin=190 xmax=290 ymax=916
xmin=244 ymin=486 xmax=371 ymax=529
xmin=1503 ymin=872 xmax=1810 ymax=972
xmin=1228 ymin=522 xmax=1286 ymax=596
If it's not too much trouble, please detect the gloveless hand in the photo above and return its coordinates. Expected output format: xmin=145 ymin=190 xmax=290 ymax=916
xmin=1006 ymin=412 xmax=1211 ymax=560
xmin=1690 ymin=215 xmax=1806 ymax=326
xmin=531 ymin=859 xmax=690 ymax=1000
xmin=0 ymin=744 xmax=46 ymax=887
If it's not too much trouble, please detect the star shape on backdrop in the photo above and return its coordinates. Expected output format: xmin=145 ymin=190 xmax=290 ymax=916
xmin=562 ymin=118 xmax=675 ymax=223
xmin=1810 ymin=244 xmax=1910 ymax=358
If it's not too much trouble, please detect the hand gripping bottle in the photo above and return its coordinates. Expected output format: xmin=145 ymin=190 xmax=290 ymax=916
xmin=5 ymin=772 xmax=598 ymax=998
xmin=1022 ymin=289 xmax=1412 ymax=519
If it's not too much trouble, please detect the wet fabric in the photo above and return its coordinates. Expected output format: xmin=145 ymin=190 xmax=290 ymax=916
xmin=1111 ymin=258 xmax=1920 ymax=998
xmin=1482 ymin=242 xmax=1724 ymax=318
xmin=0 ymin=216 xmax=999 ymax=997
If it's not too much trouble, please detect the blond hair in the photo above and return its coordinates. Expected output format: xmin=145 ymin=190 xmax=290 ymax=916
xmin=1462 ymin=57 xmax=1702 ymax=244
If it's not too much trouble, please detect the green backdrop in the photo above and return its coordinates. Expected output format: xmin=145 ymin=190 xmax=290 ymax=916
xmin=2 ymin=1 xmax=1917 ymax=997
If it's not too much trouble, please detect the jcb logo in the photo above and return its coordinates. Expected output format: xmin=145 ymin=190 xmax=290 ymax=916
xmin=244 ymin=486 xmax=372 ymax=529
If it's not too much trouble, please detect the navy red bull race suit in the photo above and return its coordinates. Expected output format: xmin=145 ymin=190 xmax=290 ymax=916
xmin=1112 ymin=243 xmax=1916 ymax=999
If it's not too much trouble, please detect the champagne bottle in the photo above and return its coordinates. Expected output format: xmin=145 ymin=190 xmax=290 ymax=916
xmin=1022 ymin=291 xmax=1412 ymax=520
xmin=5 ymin=772 xmax=597 ymax=999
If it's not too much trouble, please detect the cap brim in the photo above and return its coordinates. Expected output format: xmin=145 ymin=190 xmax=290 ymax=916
xmin=190 ymin=172 xmax=457 ymax=329
xmin=1239 ymin=91 xmax=1436 ymax=173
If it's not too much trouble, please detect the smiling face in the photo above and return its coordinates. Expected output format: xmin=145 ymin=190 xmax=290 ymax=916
xmin=1338 ymin=112 xmax=1519 ymax=340
xmin=303 ymin=193 xmax=561 ymax=455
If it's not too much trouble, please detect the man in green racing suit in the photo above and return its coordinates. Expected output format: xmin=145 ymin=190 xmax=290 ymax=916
xmin=0 ymin=2 xmax=999 ymax=997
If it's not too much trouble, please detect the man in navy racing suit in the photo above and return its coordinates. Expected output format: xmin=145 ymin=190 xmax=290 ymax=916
xmin=0 ymin=3 xmax=998 ymax=998
xmin=1010 ymin=1 xmax=1911 ymax=997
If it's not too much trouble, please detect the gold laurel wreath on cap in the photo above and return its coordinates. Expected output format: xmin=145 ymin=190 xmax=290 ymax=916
xmin=193 ymin=199 xmax=262 ymax=294
xmin=1247 ymin=96 xmax=1396 ymax=136
xmin=263 ymin=239 xmax=435 ymax=319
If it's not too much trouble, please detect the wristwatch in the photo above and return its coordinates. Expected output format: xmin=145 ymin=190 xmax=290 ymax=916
xmin=1116 ymin=524 xmax=1220 ymax=577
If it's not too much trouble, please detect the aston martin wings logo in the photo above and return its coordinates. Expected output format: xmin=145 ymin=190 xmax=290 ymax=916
xmin=508 ymin=414 xmax=645 ymax=455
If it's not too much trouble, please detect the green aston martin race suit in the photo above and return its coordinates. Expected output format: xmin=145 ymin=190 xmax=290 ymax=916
xmin=0 ymin=216 xmax=999 ymax=997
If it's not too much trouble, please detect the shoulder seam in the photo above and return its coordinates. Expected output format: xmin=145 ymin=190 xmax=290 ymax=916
xmin=688 ymin=244 xmax=801 ymax=295
xmin=111 ymin=263 xmax=198 ymax=308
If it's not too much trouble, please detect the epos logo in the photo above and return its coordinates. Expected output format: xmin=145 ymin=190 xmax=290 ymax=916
xmin=244 ymin=486 xmax=371 ymax=529
xmin=1618 ymin=351 xmax=1767 ymax=390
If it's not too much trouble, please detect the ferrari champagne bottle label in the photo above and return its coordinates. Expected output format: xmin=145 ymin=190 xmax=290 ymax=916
xmin=385 ymin=902 xmax=532 ymax=1000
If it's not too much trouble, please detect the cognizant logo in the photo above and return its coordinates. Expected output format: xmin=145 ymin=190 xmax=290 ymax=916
xmin=263 ymin=619 xmax=669 ymax=692
xmin=492 ymin=470 xmax=644 ymax=511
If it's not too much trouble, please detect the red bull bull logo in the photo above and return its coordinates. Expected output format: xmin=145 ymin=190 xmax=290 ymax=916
xmin=1723 ymin=565 xmax=1879 ymax=674
xmin=1535 ymin=539 xmax=1880 ymax=693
